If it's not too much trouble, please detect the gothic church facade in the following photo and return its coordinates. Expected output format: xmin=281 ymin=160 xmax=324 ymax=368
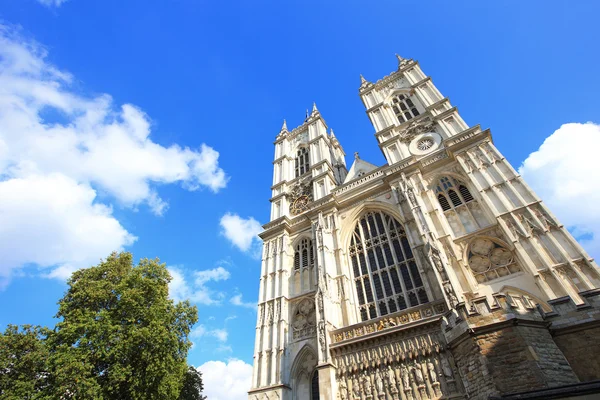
xmin=248 ymin=56 xmax=600 ymax=400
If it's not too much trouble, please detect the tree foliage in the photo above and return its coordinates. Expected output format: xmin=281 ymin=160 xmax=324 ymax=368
xmin=0 ymin=252 xmax=203 ymax=400
xmin=178 ymin=366 xmax=207 ymax=400
xmin=0 ymin=325 xmax=50 ymax=399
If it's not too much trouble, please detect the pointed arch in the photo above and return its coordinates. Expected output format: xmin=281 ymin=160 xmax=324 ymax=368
xmin=344 ymin=207 xmax=429 ymax=321
xmin=429 ymin=174 xmax=490 ymax=236
xmin=289 ymin=344 xmax=318 ymax=400
xmin=499 ymin=285 xmax=553 ymax=313
xmin=339 ymin=201 xmax=406 ymax=251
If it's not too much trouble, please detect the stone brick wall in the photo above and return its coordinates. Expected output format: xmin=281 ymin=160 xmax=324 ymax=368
xmin=443 ymin=293 xmax=592 ymax=400
xmin=548 ymin=289 xmax=600 ymax=382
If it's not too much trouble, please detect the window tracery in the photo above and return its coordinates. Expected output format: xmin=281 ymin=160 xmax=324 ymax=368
xmin=392 ymin=94 xmax=420 ymax=124
xmin=292 ymin=238 xmax=316 ymax=295
xmin=435 ymin=176 xmax=488 ymax=236
xmin=349 ymin=211 xmax=429 ymax=322
xmin=467 ymin=237 xmax=520 ymax=283
xmin=292 ymin=298 xmax=316 ymax=340
xmin=295 ymin=147 xmax=310 ymax=178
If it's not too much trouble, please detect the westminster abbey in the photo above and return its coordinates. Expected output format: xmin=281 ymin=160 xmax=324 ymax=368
xmin=248 ymin=55 xmax=600 ymax=400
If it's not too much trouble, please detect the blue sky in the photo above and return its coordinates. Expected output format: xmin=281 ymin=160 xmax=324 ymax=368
xmin=1 ymin=1 xmax=600 ymax=398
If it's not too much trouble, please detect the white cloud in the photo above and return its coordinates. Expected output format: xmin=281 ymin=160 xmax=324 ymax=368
xmin=230 ymin=293 xmax=257 ymax=310
xmin=519 ymin=122 xmax=600 ymax=259
xmin=198 ymin=359 xmax=253 ymax=400
xmin=0 ymin=173 xmax=136 ymax=287
xmin=190 ymin=325 xmax=228 ymax=342
xmin=168 ymin=266 xmax=230 ymax=305
xmin=219 ymin=213 xmax=262 ymax=253
xmin=0 ymin=25 xmax=228 ymax=284
xmin=37 ymin=0 xmax=68 ymax=7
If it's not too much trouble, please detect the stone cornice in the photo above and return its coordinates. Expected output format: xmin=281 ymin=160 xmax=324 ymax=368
xmin=330 ymin=300 xmax=446 ymax=348
xmin=359 ymin=59 xmax=418 ymax=95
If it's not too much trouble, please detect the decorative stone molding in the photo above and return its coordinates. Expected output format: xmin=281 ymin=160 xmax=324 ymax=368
xmin=331 ymin=301 xmax=446 ymax=344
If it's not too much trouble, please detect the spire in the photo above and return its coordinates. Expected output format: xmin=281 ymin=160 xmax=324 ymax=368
xmin=312 ymin=102 xmax=318 ymax=113
xmin=330 ymin=128 xmax=336 ymax=139
xmin=359 ymin=74 xmax=371 ymax=89
xmin=281 ymin=119 xmax=288 ymax=132
xmin=396 ymin=53 xmax=409 ymax=68
xmin=305 ymin=109 xmax=309 ymax=122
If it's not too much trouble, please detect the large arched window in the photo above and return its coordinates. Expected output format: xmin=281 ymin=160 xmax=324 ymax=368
xmin=435 ymin=176 xmax=488 ymax=236
xmin=292 ymin=238 xmax=315 ymax=295
xmin=349 ymin=211 xmax=429 ymax=322
xmin=392 ymin=93 xmax=420 ymax=124
xmin=295 ymin=147 xmax=310 ymax=177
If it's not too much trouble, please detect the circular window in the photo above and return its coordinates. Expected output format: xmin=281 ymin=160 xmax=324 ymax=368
xmin=417 ymin=138 xmax=434 ymax=151
xmin=408 ymin=132 xmax=441 ymax=156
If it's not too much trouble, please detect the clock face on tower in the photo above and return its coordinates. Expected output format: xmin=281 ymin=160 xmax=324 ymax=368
xmin=290 ymin=195 xmax=310 ymax=215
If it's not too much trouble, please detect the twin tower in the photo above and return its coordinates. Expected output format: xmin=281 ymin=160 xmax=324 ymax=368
xmin=248 ymin=56 xmax=600 ymax=400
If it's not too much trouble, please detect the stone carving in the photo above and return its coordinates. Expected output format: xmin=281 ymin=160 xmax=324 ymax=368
xmin=401 ymin=364 xmax=411 ymax=388
xmin=443 ymin=282 xmax=459 ymax=307
xmin=292 ymin=298 xmax=316 ymax=340
xmin=519 ymin=213 xmax=543 ymax=236
xmin=534 ymin=208 xmax=557 ymax=230
xmin=352 ymin=377 xmax=361 ymax=399
xmin=339 ymin=379 xmax=348 ymax=400
xmin=288 ymin=179 xmax=313 ymax=204
xmin=385 ymin=367 xmax=398 ymax=393
xmin=399 ymin=118 xmax=436 ymax=143
xmin=375 ymin=370 xmax=384 ymax=394
xmin=362 ymin=372 xmax=373 ymax=396
xmin=331 ymin=304 xmax=446 ymax=343
xmin=412 ymin=364 xmax=424 ymax=386
xmin=505 ymin=218 xmax=526 ymax=238
xmin=427 ymin=361 xmax=437 ymax=383
xmin=267 ymin=302 xmax=274 ymax=325
xmin=318 ymin=320 xmax=327 ymax=360
xmin=468 ymin=236 xmax=519 ymax=283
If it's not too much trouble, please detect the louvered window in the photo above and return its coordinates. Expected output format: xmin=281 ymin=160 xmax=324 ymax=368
xmin=349 ymin=211 xmax=429 ymax=321
xmin=392 ymin=94 xmax=420 ymax=124
xmin=295 ymin=147 xmax=310 ymax=177
xmin=435 ymin=176 xmax=486 ymax=236
xmin=295 ymin=238 xmax=314 ymax=271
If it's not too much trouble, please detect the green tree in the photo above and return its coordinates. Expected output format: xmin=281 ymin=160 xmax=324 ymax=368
xmin=178 ymin=366 xmax=207 ymax=400
xmin=0 ymin=324 xmax=51 ymax=400
xmin=48 ymin=251 xmax=198 ymax=399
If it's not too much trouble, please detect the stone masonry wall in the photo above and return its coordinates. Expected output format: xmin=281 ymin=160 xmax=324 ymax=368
xmin=548 ymin=290 xmax=600 ymax=382
xmin=554 ymin=325 xmax=600 ymax=382
xmin=444 ymin=293 xmax=590 ymax=400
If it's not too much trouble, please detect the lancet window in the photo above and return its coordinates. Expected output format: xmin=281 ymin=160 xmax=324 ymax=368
xmin=435 ymin=176 xmax=488 ymax=236
xmin=295 ymin=147 xmax=310 ymax=178
xmin=392 ymin=94 xmax=420 ymax=124
xmin=311 ymin=370 xmax=320 ymax=400
xmin=292 ymin=237 xmax=315 ymax=295
xmin=349 ymin=211 xmax=429 ymax=322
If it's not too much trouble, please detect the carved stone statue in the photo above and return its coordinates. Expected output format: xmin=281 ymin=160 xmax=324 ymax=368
xmin=318 ymin=320 xmax=328 ymax=361
xmin=352 ymin=376 xmax=361 ymax=398
xmin=375 ymin=370 xmax=384 ymax=393
xmin=427 ymin=361 xmax=437 ymax=383
xmin=362 ymin=372 xmax=373 ymax=395
xmin=412 ymin=364 xmax=424 ymax=386
xmin=401 ymin=364 xmax=411 ymax=389
xmin=385 ymin=367 xmax=398 ymax=394
xmin=339 ymin=379 xmax=348 ymax=400
xmin=443 ymin=282 xmax=459 ymax=307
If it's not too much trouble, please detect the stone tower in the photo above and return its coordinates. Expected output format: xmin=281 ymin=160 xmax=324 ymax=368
xmin=248 ymin=55 xmax=600 ymax=400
